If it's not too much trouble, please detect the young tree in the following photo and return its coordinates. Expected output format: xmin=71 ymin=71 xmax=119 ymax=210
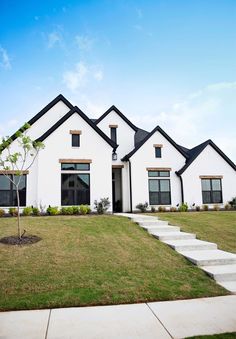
xmin=0 ymin=123 xmax=44 ymax=239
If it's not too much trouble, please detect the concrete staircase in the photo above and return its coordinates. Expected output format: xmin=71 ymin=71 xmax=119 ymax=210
xmin=116 ymin=213 xmax=236 ymax=294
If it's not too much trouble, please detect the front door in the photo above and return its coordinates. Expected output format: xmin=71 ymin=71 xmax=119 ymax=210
xmin=112 ymin=168 xmax=122 ymax=212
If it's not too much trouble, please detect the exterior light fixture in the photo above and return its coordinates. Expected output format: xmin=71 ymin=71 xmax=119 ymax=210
xmin=112 ymin=151 xmax=118 ymax=161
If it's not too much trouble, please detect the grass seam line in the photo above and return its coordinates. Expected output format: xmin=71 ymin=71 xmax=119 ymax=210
xmin=45 ymin=309 xmax=51 ymax=339
xmin=146 ymin=303 xmax=174 ymax=339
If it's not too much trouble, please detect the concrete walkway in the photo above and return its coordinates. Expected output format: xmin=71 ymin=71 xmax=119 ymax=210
xmin=1 ymin=296 xmax=236 ymax=339
xmin=117 ymin=213 xmax=236 ymax=293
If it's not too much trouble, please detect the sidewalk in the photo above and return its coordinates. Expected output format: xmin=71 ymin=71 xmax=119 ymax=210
xmin=1 ymin=295 xmax=236 ymax=339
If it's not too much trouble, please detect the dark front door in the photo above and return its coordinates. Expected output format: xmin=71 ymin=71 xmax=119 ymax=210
xmin=112 ymin=168 xmax=122 ymax=212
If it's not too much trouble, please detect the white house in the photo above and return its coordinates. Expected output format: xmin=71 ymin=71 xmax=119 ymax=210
xmin=0 ymin=94 xmax=236 ymax=212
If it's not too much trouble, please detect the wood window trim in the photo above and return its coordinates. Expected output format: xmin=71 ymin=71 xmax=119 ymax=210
xmin=0 ymin=170 xmax=29 ymax=175
xmin=153 ymin=144 xmax=163 ymax=148
xmin=112 ymin=165 xmax=124 ymax=169
xmin=109 ymin=124 xmax=118 ymax=128
xmin=146 ymin=167 xmax=171 ymax=171
xmin=199 ymin=175 xmax=223 ymax=179
xmin=70 ymin=130 xmax=82 ymax=135
xmin=59 ymin=159 xmax=92 ymax=164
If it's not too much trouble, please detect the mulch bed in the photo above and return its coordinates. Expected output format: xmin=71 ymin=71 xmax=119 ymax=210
xmin=0 ymin=235 xmax=42 ymax=246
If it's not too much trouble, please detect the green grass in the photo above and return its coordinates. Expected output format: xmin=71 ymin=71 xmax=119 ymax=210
xmin=149 ymin=211 xmax=236 ymax=253
xmin=186 ymin=333 xmax=236 ymax=339
xmin=0 ymin=215 xmax=228 ymax=311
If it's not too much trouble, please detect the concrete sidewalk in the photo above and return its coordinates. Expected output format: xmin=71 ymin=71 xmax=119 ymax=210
xmin=1 ymin=296 xmax=236 ymax=339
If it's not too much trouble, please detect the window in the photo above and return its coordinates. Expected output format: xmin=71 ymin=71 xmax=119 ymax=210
xmin=61 ymin=174 xmax=90 ymax=205
xmin=149 ymin=179 xmax=171 ymax=205
xmin=72 ymin=134 xmax=80 ymax=147
xmin=61 ymin=163 xmax=90 ymax=171
xmin=0 ymin=175 xmax=26 ymax=207
xmin=155 ymin=147 xmax=162 ymax=158
xmin=201 ymin=178 xmax=222 ymax=204
xmin=110 ymin=127 xmax=117 ymax=143
xmin=148 ymin=171 xmax=170 ymax=177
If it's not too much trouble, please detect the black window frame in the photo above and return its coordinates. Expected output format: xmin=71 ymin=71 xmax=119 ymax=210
xmin=148 ymin=178 xmax=171 ymax=205
xmin=155 ymin=147 xmax=162 ymax=158
xmin=110 ymin=127 xmax=117 ymax=143
xmin=61 ymin=173 xmax=90 ymax=206
xmin=148 ymin=171 xmax=170 ymax=177
xmin=201 ymin=178 xmax=223 ymax=204
xmin=72 ymin=134 xmax=80 ymax=147
xmin=61 ymin=163 xmax=90 ymax=171
xmin=0 ymin=174 xmax=27 ymax=207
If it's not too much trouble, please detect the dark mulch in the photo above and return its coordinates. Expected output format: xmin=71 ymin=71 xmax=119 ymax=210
xmin=0 ymin=235 xmax=42 ymax=245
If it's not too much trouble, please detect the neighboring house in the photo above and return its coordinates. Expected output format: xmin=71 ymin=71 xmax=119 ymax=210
xmin=0 ymin=94 xmax=235 ymax=212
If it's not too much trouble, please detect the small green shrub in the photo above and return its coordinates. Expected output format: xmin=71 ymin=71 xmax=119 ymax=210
xmin=170 ymin=206 xmax=177 ymax=212
xmin=94 ymin=198 xmax=111 ymax=214
xmin=158 ymin=206 xmax=166 ymax=212
xmin=8 ymin=207 xmax=18 ymax=216
xmin=202 ymin=204 xmax=209 ymax=211
xmin=195 ymin=205 xmax=201 ymax=211
xmin=213 ymin=204 xmax=220 ymax=211
xmin=151 ymin=206 xmax=156 ymax=213
xmin=0 ymin=208 xmax=5 ymax=217
xmin=72 ymin=206 xmax=79 ymax=215
xmin=23 ymin=206 xmax=32 ymax=216
xmin=47 ymin=206 xmax=59 ymax=216
xmin=79 ymin=205 xmax=91 ymax=215
xmin=178 ymin=203 xmax=188 ymax=212
xmin=229 ymin=197 xmax=236 ymax=210
xmin=136 ymin=202 xmax=148 ymax=213
xmin=224 ymin=203 xmax=231 ymax=211
xmin=61 ymin=207 xmax=74 ymax=215
xmin=32 ymin=207 xmax=40 ymax=216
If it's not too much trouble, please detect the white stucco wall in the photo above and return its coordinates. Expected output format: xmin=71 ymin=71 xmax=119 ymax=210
xmin=37 ymin=112 xmax=113 ymax=211
xmin=182 ymin=145 xmax=236 ymax=207
xmin=130 ymin=130 xmax=186 ymax=210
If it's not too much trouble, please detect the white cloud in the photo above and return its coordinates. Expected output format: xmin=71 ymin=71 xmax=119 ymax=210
xmin=75 ymin=35 xmax=93 ymax=51
xmin=0 ymin=46 xmax=11 ymax=70
xmin=47 ymin=31 xmax=62 ymax=48
xmin=63 ymin=62 xmax=103 ymax=91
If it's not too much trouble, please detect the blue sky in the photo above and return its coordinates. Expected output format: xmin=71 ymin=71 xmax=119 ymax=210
xmin=0 ymin=0 xmax=236 ymax=161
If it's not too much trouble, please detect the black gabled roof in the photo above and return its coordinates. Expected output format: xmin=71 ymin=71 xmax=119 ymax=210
xmin=122 ymin=125 xmax=189 ymax=161
xmin=177 ymin=139 xmax=236 ymax=175
xmin=134 ymin=128 xmax=149 ymax=147
xmin=95 ymin=105 xmax=139 ymax=132
xmin=36 ymin=106 xmax=118 ymax=149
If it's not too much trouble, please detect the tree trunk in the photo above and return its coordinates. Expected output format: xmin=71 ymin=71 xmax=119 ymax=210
xmin=16 ymin=188 xmax=21 ymax=239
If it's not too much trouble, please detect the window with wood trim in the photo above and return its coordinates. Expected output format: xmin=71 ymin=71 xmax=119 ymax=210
xmin=110 ymin=127 xmax=117 ymax=143
xmin=148 ymin=170 xmax=170 ymax=177
xmin=155 ymin=147 xmax=162 ymax=158
xmin=72 ymin=134 xmax=80 ymax=147
xmin=148 ymin=171 xmax=171 ymax=205
xmin=61 ymin=163 xmax=90 ymax=171
xmin=201 ymin=178 xmax=222 ymax=204
xmin=0 ymin=175 xmax=26 ymax=207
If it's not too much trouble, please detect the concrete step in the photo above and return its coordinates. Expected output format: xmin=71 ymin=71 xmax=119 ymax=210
xmin=201 ymin=264 xmax=236 ymax=282
xmin=163 ymin=239 xmax=217 ymax=251
xmin=132 ymin=217 xmax=159 ymax=222
xmin=178 ymin=250 xmax=236 ymax=267
xmin=145 ymin=226 xmax=180 ymax=233
xmin=139 ymin=220 xmax=168 ymax=226
xmin=152 ymin=231 xmax=196 ymax=241
xmin=217 ymin=280 xmax=236 ymax=293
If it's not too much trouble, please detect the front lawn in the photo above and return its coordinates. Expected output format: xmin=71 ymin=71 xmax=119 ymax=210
xmin=150 ymin=211 xmax=236 ymax=253
xmin=0 ymin=215 xmax=228 ymax=311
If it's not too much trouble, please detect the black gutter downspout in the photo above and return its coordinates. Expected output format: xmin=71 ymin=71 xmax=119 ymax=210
xmin=128 ymin=160 xmax=133 ymax=212
xmin=176 ymin=171 xmax=184 ymax=204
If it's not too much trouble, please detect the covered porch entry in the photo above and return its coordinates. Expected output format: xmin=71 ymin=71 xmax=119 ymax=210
xmin=112 ymin=165 xmax=123 ymax=212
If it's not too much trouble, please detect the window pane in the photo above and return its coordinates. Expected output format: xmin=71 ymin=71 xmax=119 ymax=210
xmin=0 ymin=191 xmax=11 ymax=206
xmin=76 ymin=163 xmax=90 ymax=171
xmin=110 ymin=128 xmax=117 ymax=143
xmin=0 ymin=175 xmax=11 ymax=189
xmin=61 ymin=163 xmax=76 ymax=170
xmin=159 ymin=171 xmax=170 ymax=177
xmin=12 ymin=191 xmax=26 ymax=206
xmin=212 ymin=179 xmax=221 ymax=191
xmin=160 ymin=192 xmax=171 ymax=205
xmin=155 ymin=147 xmax=162 ymax=158
xmin=160 ymin=180 xmax=170 ymax=192
xmin=62 ymin=174 xmax=75 ymax=189
xmin=212 ymin=191 xmax=222 ymax=203
xmin=12 ymin=176 xmax=26 ymax=190
xmin=202 ymin=179 xmax=211 ymax=191
xmin=149 ymin=192 xmax=159 ymax=205
xmin=149 ymin=180 xmax=159 ymax=192
xmin=61 ymin=190 xmax=75 ymax=205
xmin=148 ymin=171 xmax=158 ymax=177
xmin=202 ymin=191 xmax=211 ymax=204
xmin=72 ymin=134 xmax=80 ymax=147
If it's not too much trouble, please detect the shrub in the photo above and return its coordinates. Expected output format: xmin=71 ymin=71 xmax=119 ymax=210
xmin=158 ymin=206 xmax=166 ymax=212
xmin=229 ymin=197 xmax=236 ymax=210
xmin=178 ymin=203 xmax=188 ymax=212
xmin=0 ymin=208 xmax=5 ymax=217
xmin=202 ymin=204 xmax=209 ymax=211
xmin=47 ymin=206 xmax=59 ymax=216
xmin=8 ymin=207 xmax=18 ymax=217
xmin=61 ymin=207 xmax=74 ymax=215
xmin=22 ymin=206 xmax=32 ymax=216
xmin=79 ymin=205 xmax=91 ymax=215
xmin=213 ymin=204 xmax=220 ymax=211
xmin=151 ymin=206 xmax=156 ymax=213
xmin=224 ymin=203 xmax=231 ymax=211
xmin=196 ymin=205 xmax=201 ymax=211
xmin=72 ymin=206 xmax=79 ymax=215
xmin=136 ymin=202 xmax=148 ymax=213
xmin=94 ymin=198 xmax=111 ymax=214
xmin=170 ymin=206 xmax=177 ymax=212
xmin=32 ymin=207 xmax=40 ymax=216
